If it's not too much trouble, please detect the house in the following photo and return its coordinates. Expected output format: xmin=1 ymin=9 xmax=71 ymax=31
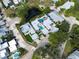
xmin=0 ymin=49 xmax=8 ymax=59
xmin=8 ymin=39 xmax=17 ymax=52
xmin=58 ymin=1 xmax=74 ymax=10
xmin=20 ymin=23 xmax=39 ymax=41
xmin=31 ymin=19 xmax=49 ymax=35
xmin=31 ymin=19 xmax=40 ymax=31
xmin=0 ymin=20 xmax=5 ymax=26
xmin=39 ymin=15 xmax=59 ymax=32
xmin=48 ymin=12 xmax=64 ymax=22
xmin=67 ymin=50 xmax=79 ymax=59
xmin=0 ymin=42 xmax=9 ymax=59
xmin=2 ymin=0 xmax=13 ymax=7
xmin=2 ymin=0 xmax=22 ymax=8
xmin=0 ymin=39 xmax=18 ymax=58
xmin=0 ymin=42 xmax=8 ymax=50
xmin=0 ymin=27 xmax=9 ymax=36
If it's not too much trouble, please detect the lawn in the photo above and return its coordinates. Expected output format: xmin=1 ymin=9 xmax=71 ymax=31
xmin=63 ymin=41 xmax=73 ymax=57
xmin=25 ymin=35 xmax=33 ymax=43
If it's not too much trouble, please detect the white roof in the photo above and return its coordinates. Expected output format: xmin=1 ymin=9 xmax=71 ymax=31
xmin=9 ymin=45 xmax=17 ymax=52
xmin=9 ymin=39 xmax=16 ymax=46
xmin=0 ymin=20 xmax=5 ymax=26
xmin=48 ymin=12 xmax=64 ymax=22
xmin=60 ymin=1 xmax=74 ymax=10
xmin=21 ymin=23 xmax=31 ymax=34
xmin=68 ymin=50 xmax=79 ymax=59
xmin=29 ymin=26 xmax=39 ymax=40
xmin=30 ymin=33 xmax=38 ymax=40
xmin=43 ymin=15 xmax=53 ymax=30
xmin=2 ymin=42 xmax=8 ymax=49
xmin=0 ymin=42 xmax=8 ymax=50
xmin=41 ymin=28 xmax=49 ymax=35
xmin=31 ymin=19 xmax=39 ymax=30
xmin=21 ymin=23 xmax=39 ymax=40
xmin=0 ymin=49 xmax=6 ymax=58
xmin=9 ymin=39 xmax=17 ymax=52
xmin=3 ymin=0 xmax=10 ymax=7
xmin=50 ymin=26 xmax=59 ymax=32
xmin=32 ymin=17 xmax=49 ymax=35
xmin=30 ymin=28 xmax=35 ymax=34
xmin=0 ymin=27 xmax=8 ymax=36
xmin=13 ymin=0 xmax=19 ymax=4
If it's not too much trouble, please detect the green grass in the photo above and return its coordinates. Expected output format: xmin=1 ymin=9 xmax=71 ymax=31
xmin=25 ymin=35 xmax=33 ymax=43
xmin=64 ymin=41 xmax=73 ymax=56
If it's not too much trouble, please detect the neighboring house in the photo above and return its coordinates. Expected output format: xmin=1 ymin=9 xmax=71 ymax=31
xmin=39 ymin=15 xmax=59 ymax=32
xmin=0 ymin=42 xmax=9 ymax=50
xmin=8 ymin=39 xmax=17 ymax=52
xmin=0 ymin=13 xmax=9 ymax=36
xmin=58 ymin=1 xmax=74 ymax=10
xmin=20 ymin=23 xmax=39 ymax=41
xmin=0 ymin=9 xmax=18 ymax=59
xmin=2 ymin=0 xmax=22 ymax=8
xmin=0 ymin=39 xmax=18 ymax=59
xmin=31 ymin=14 xmax=59 ymax=35
xmin=48 ymin=11 xmax=64 ymax=22
xmin=0 ymin=42 xmax=9 ymax=59
xmin=67 ymin=50 xmax=79 ymax=59
xmin=0 ymin=27 xmax=9 ymax=36
xmin=0 ymin=49 xmax=8 ymax=59
xmin=0 ymin=20 xmax=5 ymax=26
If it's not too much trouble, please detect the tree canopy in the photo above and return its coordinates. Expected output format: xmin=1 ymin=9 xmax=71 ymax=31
xmin=70 ymin=25 xmax=79 ymax=48
xmin=49 ymin=21 xmax=69 ymax=47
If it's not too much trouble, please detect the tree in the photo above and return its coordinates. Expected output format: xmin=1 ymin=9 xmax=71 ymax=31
xmin=49 ymin=20 xmax=69 ymax=47
xmin=49 ymin=31 xmax=68 ymax=47
xmin=32 ymin=44 xmax=60 ymax=59
xmin=18 ymin=48 xmax=28 ymax=56
xmin=70 ymin=25 xmax=79 ymax=48
xmin=56 ymin=21 xmax=70 ymax=32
